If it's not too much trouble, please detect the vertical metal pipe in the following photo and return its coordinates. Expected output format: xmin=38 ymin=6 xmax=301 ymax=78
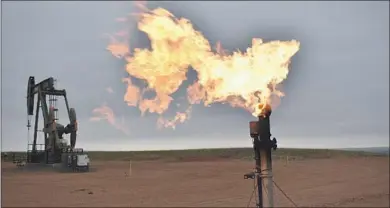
xmin=254 ymin=138 xmax=263 ymax=208
xmin=258 ymin=108 xmax=274 ymax=208
xmin=249 ymin=104 xmax=276 ymax=208
xmin=260 ymin=149 xmax=274 ymax=207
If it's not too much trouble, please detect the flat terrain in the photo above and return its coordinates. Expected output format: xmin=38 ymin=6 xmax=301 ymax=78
xmin=2 ymin=149 xmax=389 ymax=207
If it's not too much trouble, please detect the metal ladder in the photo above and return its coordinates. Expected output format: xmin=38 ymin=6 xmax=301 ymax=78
xmin=48 ymin=79 xmax=59 ymax=121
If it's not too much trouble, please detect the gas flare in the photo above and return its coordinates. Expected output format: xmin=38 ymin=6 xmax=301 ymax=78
xmin=97 ymin=3 xmax=300 ymax=129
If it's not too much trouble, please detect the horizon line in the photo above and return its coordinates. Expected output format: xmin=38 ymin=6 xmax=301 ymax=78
xmin=2 ymin=145 xmax=389 ymax=153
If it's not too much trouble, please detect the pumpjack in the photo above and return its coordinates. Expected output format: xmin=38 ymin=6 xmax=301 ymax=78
xmin=26 ymin=76 xmax=90 ymax=172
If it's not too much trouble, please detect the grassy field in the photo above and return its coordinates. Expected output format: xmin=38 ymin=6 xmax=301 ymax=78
xmin=2 ymin=147 xmax=387 ymax=162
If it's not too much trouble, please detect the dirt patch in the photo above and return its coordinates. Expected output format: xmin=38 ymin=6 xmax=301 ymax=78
xmin=2 ymin=157 xmax=389 ymax=207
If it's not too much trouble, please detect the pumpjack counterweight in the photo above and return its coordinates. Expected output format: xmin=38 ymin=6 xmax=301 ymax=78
xmin=25 ymin=76 xmax=90 ymax=172
xmin=246 ymin=104 xmax=277 ymax=208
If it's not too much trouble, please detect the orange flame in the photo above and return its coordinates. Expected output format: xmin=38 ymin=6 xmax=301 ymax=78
xmin=93 ymin=2 xmax=300 ymax=130
xmin=90 ymin=104 xmax=130 ymax=135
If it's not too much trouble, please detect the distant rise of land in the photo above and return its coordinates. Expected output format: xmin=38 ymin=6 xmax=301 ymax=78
xmin=342 ymin=147 xmax=389 ymax=155
xmin=3 ymin=147 xmax=387 ymax=162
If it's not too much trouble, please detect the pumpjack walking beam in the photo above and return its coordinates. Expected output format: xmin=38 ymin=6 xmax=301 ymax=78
xmin=246 ymin=104 xmax=277 ymax=208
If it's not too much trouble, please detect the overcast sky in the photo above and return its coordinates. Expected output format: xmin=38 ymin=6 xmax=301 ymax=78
xmin=1 ymin=1 xmax=389 ymax=151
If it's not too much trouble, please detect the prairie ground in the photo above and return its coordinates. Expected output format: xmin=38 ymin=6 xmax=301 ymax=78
xmin=2 ymin=149 xmax=389 ymax=207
